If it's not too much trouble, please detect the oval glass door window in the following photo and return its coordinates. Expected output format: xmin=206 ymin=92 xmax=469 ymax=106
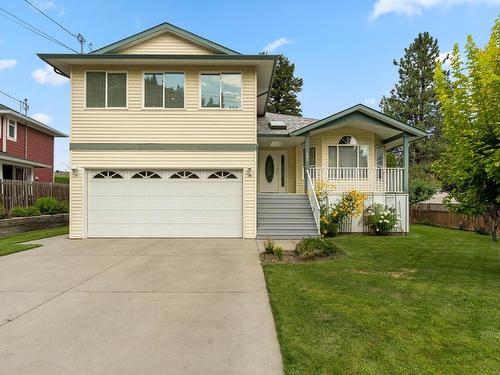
xmin=265 ymin=155 xmax=274 ymax=183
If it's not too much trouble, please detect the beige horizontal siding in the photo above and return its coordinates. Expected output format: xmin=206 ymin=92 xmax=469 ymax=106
xmin=118 ymin=32 xmax=215 ymax=55
xmin=70 ymin=65 xmax=256 ymax=144
xmin=295 ymin=127 xmax=385 ymax=193
xmin=69 ymin=150 xmax=256 ymax=239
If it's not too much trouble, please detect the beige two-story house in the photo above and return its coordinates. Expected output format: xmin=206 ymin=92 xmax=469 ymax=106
xmin=39 ymin=22 xmax=425 ymax=239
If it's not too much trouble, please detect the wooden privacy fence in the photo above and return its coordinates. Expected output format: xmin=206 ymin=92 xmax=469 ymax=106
xmin=0 ymin=180 xmax=69 ymax=213
xmin=411 ymin=203 xmax=499 ymax=234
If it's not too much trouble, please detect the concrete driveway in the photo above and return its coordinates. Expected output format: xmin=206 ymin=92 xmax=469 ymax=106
xmin=0 ymin=236 xmax=282 ymax=375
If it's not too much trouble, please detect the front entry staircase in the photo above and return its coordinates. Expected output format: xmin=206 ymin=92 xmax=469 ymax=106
xmin=257 ymin=193 xmax=319 ymax=239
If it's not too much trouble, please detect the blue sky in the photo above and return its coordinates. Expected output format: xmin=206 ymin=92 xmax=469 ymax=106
xmin=0 ymin=0 xmax=498 ymax=170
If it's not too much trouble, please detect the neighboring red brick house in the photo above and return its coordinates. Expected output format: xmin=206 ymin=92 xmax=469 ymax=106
xmin=0 ymin=104 xmax=67 ymax=182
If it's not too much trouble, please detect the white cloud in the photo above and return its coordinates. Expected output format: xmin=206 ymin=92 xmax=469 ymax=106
xmin=31 ymin=113 xmax=53 ymax=125
xmin=32 ymin=65 xmax=68 ymax=86
xmin=263 ymin=37 xmax=293 ymax=53
xmin=369 ymin=0 xmax=500 ymax=20
xmin=364 ymin=98 xmax=378 ymax=108
xmin=0 ymin=59 xmax=16 ymax=71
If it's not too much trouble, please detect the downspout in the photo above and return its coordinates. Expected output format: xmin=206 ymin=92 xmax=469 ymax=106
xmin=1 ymin=115 xmax=7 ymax=152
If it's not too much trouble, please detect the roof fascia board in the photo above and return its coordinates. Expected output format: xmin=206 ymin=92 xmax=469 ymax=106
xmin=90 ymin=22 xmax=240 ymax=55
xmin=38 ymin=53 xmax=278 ymax=61
xmin=290 ymin=104 xmax=427 ymax=138
xmin=0 ymin=110 xmax=67 ymax=137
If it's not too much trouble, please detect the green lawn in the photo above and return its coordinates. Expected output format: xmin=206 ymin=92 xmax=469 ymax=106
xmin=263 ymin=225 xmax=500 ymax=375
xmin=0 ymin=226 xmax=69 ymax=257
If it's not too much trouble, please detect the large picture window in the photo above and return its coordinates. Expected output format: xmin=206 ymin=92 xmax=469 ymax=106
xmin=201 ymin=73 xmax=241 ymax=109
xmin=144 ymin=72 xmax=185 ymax=108
xmin=328 ymin=136 xmax=369 ymax=178
xmin=86 ymin=72 xmax=127 ymax=108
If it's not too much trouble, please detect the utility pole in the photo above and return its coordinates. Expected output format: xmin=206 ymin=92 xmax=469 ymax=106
xmin=21 ymin=98 xmax=29 ymax=115
xmin=77 ymin=33 xmax=86 ymax=54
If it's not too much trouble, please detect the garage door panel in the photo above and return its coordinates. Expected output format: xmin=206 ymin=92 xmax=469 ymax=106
xmin=87 ymin=170 xmax=243 ymax=238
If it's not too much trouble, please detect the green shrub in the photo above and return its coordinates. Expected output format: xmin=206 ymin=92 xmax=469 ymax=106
xmin=54 ymin=175 xmax=69 ymax=184
xmin=272 ymin=244 xmax=284 ymax=260
xmin=35 ymin=197 xmax=61 ymax=215
xmin=364 ymin=204 xmax=399 ymax=235
xmin=57 ymin=201 xmax=69 ymax=214
xmin=263 ymin=238 xmax=275 ymax=254
xmin=11 ymin=206 xmax=41 ymax=217
xmin=0 ymin=204 xmax=6 ymax=219
xmin=295 ymin=237 xmax=342 ymax=260
xmin=320 ymin=217 xmax=338 ymax=237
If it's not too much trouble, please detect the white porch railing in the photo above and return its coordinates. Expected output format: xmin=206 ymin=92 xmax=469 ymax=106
xmin=309 ymin=167 xmax=405 ymax=193
xmin=305 ymin=169 xmax=321 ymax=233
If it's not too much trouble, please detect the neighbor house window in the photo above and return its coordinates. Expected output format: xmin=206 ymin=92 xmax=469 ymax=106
xmin=86 ymin=71 xmax=127 ymax=108
xmin=144 ymin=72 xmax=185 ymax=108
xmin=7 ymin=118 xmax=16 ymax=140
xmin=201 ymin=73 xmax=241 ymax=109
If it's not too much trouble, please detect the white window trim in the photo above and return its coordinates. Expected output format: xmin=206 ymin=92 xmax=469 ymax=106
xmin=199 ymin=71 xmax=243 ymax=110
xmin=84 ymin=70 xmax=128 ymax=109
xmin=327 ymin=141 xmax=369 ymax=168
xmin=7 ymin=118 xmax=17 ymax=141
xmin=142 ymin=71 xmax=186 ymax=110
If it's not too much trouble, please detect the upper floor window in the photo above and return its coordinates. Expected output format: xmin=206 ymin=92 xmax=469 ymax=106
xmin=7 ymin=118 xmax=17 ymax=141
xmin=86 ymin=71 xmax=127 ymax=108
xmin=201 ymin=73 xmax=241 ymax=109
xmin=144 ymin=72 xmax=185 ymax=108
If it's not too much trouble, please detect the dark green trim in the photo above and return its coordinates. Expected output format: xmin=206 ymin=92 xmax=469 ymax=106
xmin=257 ymin=134 xmax=291 ymax=137
xmin=383 ymin=133 xmax=404 ymax=145
xmin=90 ymin=22 xmax=240 ymax=55
xmin=290 ymin=104 xmax=427 ymax=138
xmin=70 ymin=143 xmax=258 ymax=151
xmin=38 ymin=54 xmax=279 ymax=61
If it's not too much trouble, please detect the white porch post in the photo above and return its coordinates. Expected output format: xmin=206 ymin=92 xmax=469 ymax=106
xmin=304 ymin=133 xmax=310 ymax=193
xmin=403 ymin=133 xmax=409 ymax=193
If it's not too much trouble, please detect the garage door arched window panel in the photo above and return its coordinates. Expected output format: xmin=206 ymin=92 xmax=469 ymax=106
xmin=131 ymin=171 xmax=162 ymax=179
xmin=208 ymin=171 xmax=238 ymax=180
xmin=93 ymin=171 xmax=124 ymax=179
xmin=169 ymin=171 xmax=200 ymax=179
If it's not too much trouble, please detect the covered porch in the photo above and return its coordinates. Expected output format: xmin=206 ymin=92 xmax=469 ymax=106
xmin=0 ymin=153 xmax=51 ymax=182
xmin=257 ymin=105 xmax=426 ymax=195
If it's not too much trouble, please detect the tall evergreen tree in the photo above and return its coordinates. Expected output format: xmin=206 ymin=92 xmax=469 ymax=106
xmin=380 ymin=32 xmax=446 ymax=166
xmin=265 ymin=54 xmax=303 ymax=115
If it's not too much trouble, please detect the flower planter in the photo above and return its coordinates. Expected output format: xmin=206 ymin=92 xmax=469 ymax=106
xmin=0 ymin=214 xmax=69 ymax=237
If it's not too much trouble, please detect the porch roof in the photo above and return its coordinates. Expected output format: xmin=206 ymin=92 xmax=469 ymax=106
xmin=0 ymin=153 xmax=51 ymax=169
xmin=290 ymin=104 xmax=427 ymax=148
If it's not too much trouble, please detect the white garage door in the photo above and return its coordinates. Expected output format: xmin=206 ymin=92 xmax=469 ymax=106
xmin=87 ymin=169 xmax=243 ymax=238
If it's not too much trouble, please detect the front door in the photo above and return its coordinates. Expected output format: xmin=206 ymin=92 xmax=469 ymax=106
xmin=259 ymin=151 xmax=287 ymax=192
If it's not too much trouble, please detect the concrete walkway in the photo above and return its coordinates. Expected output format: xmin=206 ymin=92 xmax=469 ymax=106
xmin=0 ymin=236 xmax=282 ymax=375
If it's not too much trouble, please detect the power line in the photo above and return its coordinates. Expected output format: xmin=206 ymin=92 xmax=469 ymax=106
xmin=24 ymin=0 xmax=89 ymax=53
xmin=24 ymin=0 xmax=76 ymax=38
xmin=0 ymin=7 xmax=78 ymax=53
xmin=0 ymin=90 xmax=29 ymax=115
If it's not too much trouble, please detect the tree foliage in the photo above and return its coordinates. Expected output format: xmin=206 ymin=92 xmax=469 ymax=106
xmin=381 ymin=32 xmax=446 ymax=166
xmin=434 ymin=18 xmax=500 ymax=241
xmin=266 ymin=54 xmax=303 ymax=115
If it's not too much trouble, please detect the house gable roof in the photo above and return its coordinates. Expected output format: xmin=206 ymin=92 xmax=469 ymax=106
xmin=90 ymin=22 xmax=240 ymax=55
xmin=290 ymin=104 xmax=427 ymax=138
xmin=0 ymin=104 xmax=67 ymax=137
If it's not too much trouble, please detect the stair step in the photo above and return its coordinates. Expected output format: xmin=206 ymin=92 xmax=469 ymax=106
xmin=258 ymin=218 xmax=316 ymax=225
xmin=258 ymin=213 xmax=314 ymax=219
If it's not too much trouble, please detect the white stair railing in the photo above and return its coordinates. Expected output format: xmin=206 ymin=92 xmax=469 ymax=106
xmin=306 ymin=169 xmax=321 ymax=234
